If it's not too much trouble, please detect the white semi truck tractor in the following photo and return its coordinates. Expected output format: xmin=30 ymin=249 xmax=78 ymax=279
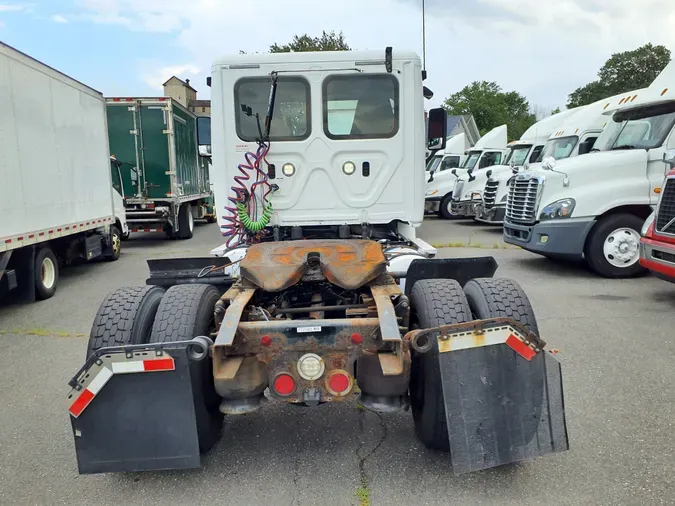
xmin=66 ymin=48 xmax=568 ymax=476
xmin=503 ymin=61 xmax=675 ymax=277
xmin=425 ymin=125 xmax=508 ymax=219
xmin=476 ymin=97 xmax=620 ymax=226
xmin=455 ymin=108 xmax=582 ymax=224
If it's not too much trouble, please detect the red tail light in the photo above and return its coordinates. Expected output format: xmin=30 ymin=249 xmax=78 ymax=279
xmin=273 ymin=374 xmax=296 ymax=396
xmin=326 ymin=370 xmax=352 ymax=396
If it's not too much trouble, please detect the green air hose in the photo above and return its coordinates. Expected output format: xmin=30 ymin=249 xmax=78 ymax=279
xmin=236 ymin=201 xmax=273 ymax=232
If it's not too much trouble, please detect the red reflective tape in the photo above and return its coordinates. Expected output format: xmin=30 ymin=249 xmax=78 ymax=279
xmin=17 ymin=236 xmax=24 ymax=241
xmin=4 ymin=239 xmax=11 ymax=244
xmin=143 ymin=358 xmax=175 ymax=371
xmin=57 ymin=228 xmax=62 ymax=232
xmin=132 ymin=229 xmax=138 ymax=232
xmin=28 ymin=234 xmax=34 ymax=239
xmin=112 ymin=97 xmax=121 ymax=101
xmin=69 ymin=389 xmax=95 ymax=417
xmin=39 ymin=232 xmax=45 ymax=236
xmin=506 ymin=334 xmax=536 ymax=361
xmin=125 ymin=98 xmax=133 ymax=101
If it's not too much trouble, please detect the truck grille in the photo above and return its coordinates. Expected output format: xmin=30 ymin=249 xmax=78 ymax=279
xmin=453 ymin=180 xmax=464 ymax=201
xmin=656 ymin=177 xmax=675 ymax=234
xmin=483 ymin=179 xmax=499 ymax=209
xmin=506 ymin=176 xmax=539 ymax=223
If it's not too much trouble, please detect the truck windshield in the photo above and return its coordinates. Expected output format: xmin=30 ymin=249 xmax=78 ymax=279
xmin=462 ymin=151 xmax=481 ymax=169
xmin=538 ymin=136 xmax=578 ymax=161
xmin=440 ymin=155 xmax=460 ymax=170
xmin=426 ymin=155 xmax=442 ymax=172
xmin=610 ymin=111 xmax=675 ymax=150
xmin=504 ymin=145 xmax=532 ymax=166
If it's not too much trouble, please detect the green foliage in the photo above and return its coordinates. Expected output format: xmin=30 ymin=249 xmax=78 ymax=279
xmin=269 ymin=31 xmax=350 ymax=53
xmin=443 ymin=81 xmax=536 ymax=139
xmin=550 ymin=107 xmax=561 ymax=115
xmin=567 ymin=43 xmax=671 ymax=108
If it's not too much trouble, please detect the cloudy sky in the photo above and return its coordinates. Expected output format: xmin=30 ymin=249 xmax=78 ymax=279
xmin=1 ymin=0 xmax=674 ymax=112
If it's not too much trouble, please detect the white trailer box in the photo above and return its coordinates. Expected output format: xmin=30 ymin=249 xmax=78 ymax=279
xmin=0 ymin=42 xmax=126 ymax=302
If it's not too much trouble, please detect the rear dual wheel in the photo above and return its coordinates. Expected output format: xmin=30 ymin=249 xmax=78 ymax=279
xmin=409 ymin=277 xmax=539 ymax=452
xmin=86 ymin=284 xmax=223 ymax=454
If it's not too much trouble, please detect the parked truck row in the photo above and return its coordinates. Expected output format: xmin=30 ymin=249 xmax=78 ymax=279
xmin=0 ymin=42 xmax=215 ymax=302
xmin=425 ymin=60 xmax=675 ymax=279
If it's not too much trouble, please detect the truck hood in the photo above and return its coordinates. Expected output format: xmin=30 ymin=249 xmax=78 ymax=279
xmin=521 ymin=149 xmax=650 ymax=219
xmin=425 ymin=168 xmax=467 ymax=197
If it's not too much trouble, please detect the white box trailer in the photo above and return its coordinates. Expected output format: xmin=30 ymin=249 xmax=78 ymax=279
xmin=0 ymin=42 xmax=127 ymax=302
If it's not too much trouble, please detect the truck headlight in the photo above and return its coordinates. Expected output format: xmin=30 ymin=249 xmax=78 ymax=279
xmin=464 ymin=191 xmax=481 ymax=199
xmin=641 ymin=211 xmax=655 ymax=237
xmin=426 ymin=189 xmax=439 ymax=197
xmin=539 ymin=198 xmax=575 ymax=221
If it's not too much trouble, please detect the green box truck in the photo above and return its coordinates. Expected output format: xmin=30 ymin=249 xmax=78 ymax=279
xmin=106 ymin=97 xmax=216 ymax=240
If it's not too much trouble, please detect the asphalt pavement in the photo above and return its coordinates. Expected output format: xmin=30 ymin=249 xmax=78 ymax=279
xmin=1 ymin=218 xmax=674 ymax=506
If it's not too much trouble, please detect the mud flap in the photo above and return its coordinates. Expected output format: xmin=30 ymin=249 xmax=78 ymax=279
xmin=435 ymin=323 xmax=568 ymax=475
xmin=68 ymin=339 xmax=210 ymax=474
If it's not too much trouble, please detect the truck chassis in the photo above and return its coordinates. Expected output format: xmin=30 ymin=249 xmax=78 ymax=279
xmin=67 ymin=236 xmax=568 ymax=475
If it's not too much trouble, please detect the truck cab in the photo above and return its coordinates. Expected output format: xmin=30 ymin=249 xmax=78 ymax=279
xmin=424 ymin=133 xmax=467 ymax=215
xmin=426 ymin=125 xmax=508 ymax=219
xmin=503 ymin=62 xmax=675 ymax=277
xmin=447 ymin=125 xmax=509 ymax=218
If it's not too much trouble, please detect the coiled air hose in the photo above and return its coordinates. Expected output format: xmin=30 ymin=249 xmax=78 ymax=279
xmin=236 ymin=200 xmax=273 ymax=232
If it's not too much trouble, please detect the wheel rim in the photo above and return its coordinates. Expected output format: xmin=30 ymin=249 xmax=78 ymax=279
xmin=112 ymin=231 xmax=121 ymax=256
xmin=41 ymin=257 xmax=56 ymax=289
xmin=188 ymin=209 xmax=194 ymax=232
xmin=602 ymin=227 xmax=640 ymax=268
xmin=446 ymin=200 xmax=453 ymax=215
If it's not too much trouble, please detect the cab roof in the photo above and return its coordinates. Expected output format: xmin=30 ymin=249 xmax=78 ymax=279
xmin=611 ymin=60 xmax=674 ymax=113
xmin=213 ymin=50 xmax=421 ymax=68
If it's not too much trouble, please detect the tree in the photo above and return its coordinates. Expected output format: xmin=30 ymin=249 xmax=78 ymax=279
xmin=567 ymin=43 xmax=671 ymax=108
xmin=269 ymin=31 xmax=350 ymax=53
xmin=443 ymin=81 xmax=537 ymax=140
xmin=550 ymin=107 xmax=561 ymax=115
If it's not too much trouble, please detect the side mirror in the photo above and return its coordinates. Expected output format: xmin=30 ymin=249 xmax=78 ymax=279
xmin=427 ymin=172 xmax=434 ymax=183
xmin=486 ymin=169 xmax=493 ymax=179
xmin=197 ymin=116 xmax=212 ymax=158
xmin=451 ymin=169 xmax=457 ymax=177
xmin=664 ymin=149 xmax=675 ymax=169
xmin=542 ymin=156 xmax=556 ymax=171
xmin=426 ymin=108 xmax=447 ymax=152
xmin=578 ymin=140 xmax=593 ymax=155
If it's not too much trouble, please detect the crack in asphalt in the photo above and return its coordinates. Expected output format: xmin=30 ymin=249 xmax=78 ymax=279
xmin=356 ymin=409 xmax=388 ymax=502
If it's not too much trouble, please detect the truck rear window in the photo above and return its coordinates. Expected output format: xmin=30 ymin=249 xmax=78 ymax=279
xmin=323 ymin=74 xmax=399 ymax=139
xmin=234 ymin=77 xmax=310 ymax=142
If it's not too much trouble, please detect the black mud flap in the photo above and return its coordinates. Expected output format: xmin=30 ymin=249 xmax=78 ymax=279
xmin=435 ymin=323 xmax=568 ymax=475
xmin=67 ymin=338 xmax=210 ymax=474
xmin=146 ymin=257 xmax=235 ymax=288
xmin=404 ymin=257 xmax=498 ymax=298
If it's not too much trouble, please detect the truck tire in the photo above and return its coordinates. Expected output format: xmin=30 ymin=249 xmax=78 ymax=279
xmin=409 ymin=279 xmax=472 ymax=451
xmin=463 ymin=278 xmax=543 ymax=448
xmin=86 ymin=285 xmax=165 ymax=359
xmin=584 ymin=213 xmax=646 ymax=278
xmin=149 ymin=284 xmax=224 ymax=453
xmin=463 ymin=278 xmax=539 ymax=334
xmin=104 ymin=226 xmax=122 ymax=261
xmin=176 ymin=203 xmax=194 ymax=240
xmin=438 ymin=194 xmax=453 ymax=219
xmin=34 ymin=246 xmax=59 ymax=300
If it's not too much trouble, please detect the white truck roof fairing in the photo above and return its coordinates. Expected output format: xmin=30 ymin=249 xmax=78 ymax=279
xmin=210 ymin=50 xmax=425 ymax=229
xmin=520 ymin=107 xmax=582 ymax=143
xmin=612 ymin=60 xmax=675 ymax=112
xmin=444 ymin=133 xmax=466 ymax=155
xmin=547 ymin=96 xmax=636 ymax=141
xmin=473 ymin=125 xmax=508 ymax=150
